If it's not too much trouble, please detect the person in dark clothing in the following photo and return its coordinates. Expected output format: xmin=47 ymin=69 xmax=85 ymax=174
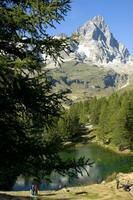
xmin=34 ymin=184 xmax=38 ymax=195
xmin=31 ymin=184 xmax=35 ymax=196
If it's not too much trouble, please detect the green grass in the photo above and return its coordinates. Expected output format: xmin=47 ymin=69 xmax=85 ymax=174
xmin=1 ymin=180 xmax=133 ymax=200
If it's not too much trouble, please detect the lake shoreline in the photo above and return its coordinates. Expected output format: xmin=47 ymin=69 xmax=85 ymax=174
xmin=64 ymin=124 xmax=133 ymax=156
xmin=64 ymin=139 xmax=133 ymax=156
xmin=92 ymin=140 xmax=133 ymax=155
xmin=1 ymin=173 xmax=133 ymax=200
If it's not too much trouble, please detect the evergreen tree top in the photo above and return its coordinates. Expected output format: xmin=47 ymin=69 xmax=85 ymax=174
xmin=0 ymin=0 xmax=71 ymax=67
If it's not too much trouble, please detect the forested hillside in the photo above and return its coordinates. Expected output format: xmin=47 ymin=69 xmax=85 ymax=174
xmin=56 ymin=90 xmax=133 ymax=150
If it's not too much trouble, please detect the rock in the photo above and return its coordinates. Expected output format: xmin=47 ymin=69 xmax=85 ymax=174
xmin=116 ymin=172 xmax=133 ymax=186
xmin=119 ymin=172 xmax=133 ymax=179
xmin=101 ymin=181 xmax=106 ymax=184
xmin=46 ymin=15 xmax=133 ymax=75
xmin=74 ymin=16 xmax=130 ymax=64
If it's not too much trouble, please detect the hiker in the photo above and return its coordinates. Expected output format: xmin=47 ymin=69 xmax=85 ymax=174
xmin=34 ymin=184 xmax=38 ymax=195
xmin=122 ymin=182 xmax=133 ymax=192
xmin=116 ymin=179 xmax=133 ymax=192
xmin=31 ymin=183 xmax=35 ymax=196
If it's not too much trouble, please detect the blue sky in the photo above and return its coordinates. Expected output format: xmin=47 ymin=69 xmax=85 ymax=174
xmin=48 ymin=0 xmax=133 ymax=54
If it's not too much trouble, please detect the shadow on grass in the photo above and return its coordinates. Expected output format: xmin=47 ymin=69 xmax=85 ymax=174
xmin=0 ymin=193 xmax=72 ymax=200
xmin=75 ymin=191 xmax=88 ymax=195
xmin=43 ymin=193 xmax=56 ymax=196
xmin=0 ymin=193 xmax=31 ymax=200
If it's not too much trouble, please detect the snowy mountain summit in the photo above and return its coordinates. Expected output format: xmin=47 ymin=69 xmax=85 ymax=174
xmin=46 ymin=16 xmax=133 ymax=96
xmin=47 ymin=16 xmax=133 ymax=73
xmin=73 ymin=16 xmax=130 ymax=65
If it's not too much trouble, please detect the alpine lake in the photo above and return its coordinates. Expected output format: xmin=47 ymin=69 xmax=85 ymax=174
xmin=14 ymin=142 xmax=133 ymax=190
xmin=49 ymin=142 xmax=133 ymax=188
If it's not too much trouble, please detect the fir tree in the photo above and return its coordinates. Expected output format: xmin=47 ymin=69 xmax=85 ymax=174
xmin=0 ymin=0 xmax=91 ymax=190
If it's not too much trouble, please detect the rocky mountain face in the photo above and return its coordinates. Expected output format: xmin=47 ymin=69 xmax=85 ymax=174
xmin=46 ymin=16 xmax=133 ymax=100
xmin=70 ymin=16 xmax=130 ymax=65
xmin=47 ymin=15 xmax=133 ymax=70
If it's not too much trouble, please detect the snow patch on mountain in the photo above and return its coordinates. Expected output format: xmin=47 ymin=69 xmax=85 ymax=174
xmin=74 ymin=16 xmax=130 ymax=65
xmin=46 ymin=16 xmax=133 ymax=74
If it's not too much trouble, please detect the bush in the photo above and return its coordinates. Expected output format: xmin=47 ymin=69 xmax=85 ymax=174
xmin=106 ymin=172 xmax=117 ymax=182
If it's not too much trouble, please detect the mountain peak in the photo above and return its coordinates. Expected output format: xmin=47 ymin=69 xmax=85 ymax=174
xmin=91 ymin=15 xmax=105 ymax=23
xmin=91 ymin=15 xmax=108 ymax=31
xmin=78 ymin=15 xmax=109 ymax=37
xmin=74 ymin=16 xmax=130 ymax=64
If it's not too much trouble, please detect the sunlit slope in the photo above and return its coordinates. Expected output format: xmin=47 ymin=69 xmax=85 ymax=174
xmin=48 ymin=61 xmax=129 ymax=100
